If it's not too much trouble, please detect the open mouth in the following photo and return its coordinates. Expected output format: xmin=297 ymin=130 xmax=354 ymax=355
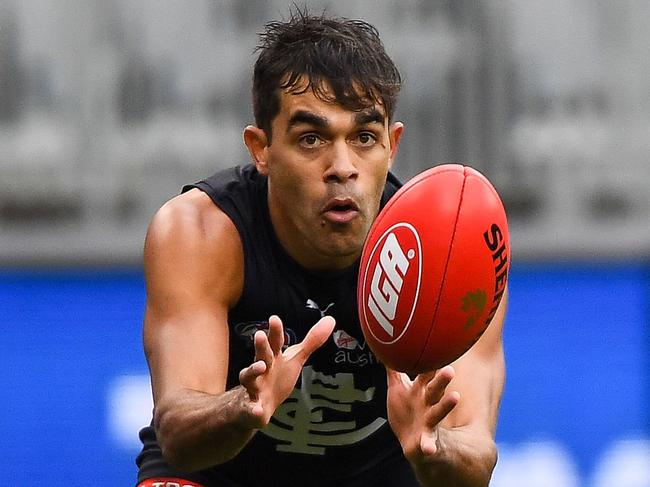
xmin=322 ymin=198 xmax=360 ymax=224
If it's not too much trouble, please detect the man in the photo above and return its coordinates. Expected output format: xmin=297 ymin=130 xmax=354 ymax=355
xmin=136 ymin=10 xmax=506 ymax=487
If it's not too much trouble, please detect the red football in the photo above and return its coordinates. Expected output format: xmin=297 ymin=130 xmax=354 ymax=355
xmin=357 ymin=164 xmax=510 ymax=374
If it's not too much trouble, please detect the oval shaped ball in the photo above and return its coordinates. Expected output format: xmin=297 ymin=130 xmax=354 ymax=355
xmin=357 ymin=164 xmax=510 ymax=374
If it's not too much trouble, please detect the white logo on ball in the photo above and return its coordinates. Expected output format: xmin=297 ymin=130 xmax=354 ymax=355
xmin=368 ymin=232 xmax=408 ymax=336
xmin=364 ymin=223 xmax=422 ymax=343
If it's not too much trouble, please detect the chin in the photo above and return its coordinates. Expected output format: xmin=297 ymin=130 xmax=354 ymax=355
xmin=311 ymin=222 xmax=370 ymax=266
xmin=321 ymin=239 xmax=364 ymax=263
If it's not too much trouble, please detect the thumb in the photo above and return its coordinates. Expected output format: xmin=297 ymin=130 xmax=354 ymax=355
xmin=296 ymin=315 xmax=336 ymax=361
xmin=386 ymin=366 xmax=411 ymax=390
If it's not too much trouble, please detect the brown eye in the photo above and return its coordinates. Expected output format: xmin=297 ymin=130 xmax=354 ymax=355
xmin=354 ymin=132 xmax=377 ymax=147
xmin=299 ymin=134 xmax=324 ymax=148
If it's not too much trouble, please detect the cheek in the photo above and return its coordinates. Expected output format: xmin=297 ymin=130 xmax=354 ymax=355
xmin=364 ymin=166 xmax=390 ymax=203
xmin=272 ymin=167 xmax=321 ymax=210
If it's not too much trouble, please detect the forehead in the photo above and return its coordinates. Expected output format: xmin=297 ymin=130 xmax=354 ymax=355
xmin=275 ymin=80 xmax=387 ymax=125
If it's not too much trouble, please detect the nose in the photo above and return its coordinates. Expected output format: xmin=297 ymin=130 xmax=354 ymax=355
xmin=323 ymin=141 xmax=359 ymax=183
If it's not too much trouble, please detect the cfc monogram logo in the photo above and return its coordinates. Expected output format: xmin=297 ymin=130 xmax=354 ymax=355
xmin=261 ymin=366 xmax=386 ymax=455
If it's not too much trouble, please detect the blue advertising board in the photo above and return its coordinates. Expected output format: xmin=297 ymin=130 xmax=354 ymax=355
xmin=0 ymin=263 xmax=648 ymax=486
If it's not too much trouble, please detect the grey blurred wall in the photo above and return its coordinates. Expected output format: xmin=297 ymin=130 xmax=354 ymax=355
xmin=1 ymin=0 xmax=649 ymax=265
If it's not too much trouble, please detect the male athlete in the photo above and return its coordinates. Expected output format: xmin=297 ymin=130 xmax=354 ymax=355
xmin=136 ymin=11 xmax=506 ymax=487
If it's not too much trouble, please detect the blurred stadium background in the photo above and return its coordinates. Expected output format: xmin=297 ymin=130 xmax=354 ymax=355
xmin=0 ymin=0 xmax=648 ymax=485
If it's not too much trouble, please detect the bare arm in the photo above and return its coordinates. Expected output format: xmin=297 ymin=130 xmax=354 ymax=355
xmin=387 ymin=290 xmax=507 ymax=487
xmin=143 ymin=189 xmax=250 ymax=471
xmin=143 ymin=189 xmax=334 ymax=472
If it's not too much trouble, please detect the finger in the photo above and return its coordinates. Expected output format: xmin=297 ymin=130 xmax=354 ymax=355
xmin=420 ymin=431 xmax=439 ymax=456
xmin=293 ymin=315 xmax=335 ymax=361
xmin=425 ymin=390 xmax=460 ymax=428
xmin=239 ymin=360 xmax=267 ymax=398
xmin=385 ymin=366 xmax=401 ymax=384
xmin=424 ymin=365 xmax=455 ymax=405
xmin=386 ymin=366 xmax=412 ymax=390
xmin=267 ymin=315 xmax=285 ymax=354
xmin=248 ymin=401 xmax=265 ymax=423
xmin=413 ymin=369 xmax=438 ymax=388
xmin=415 ymin=363 xmax=454 ymax=389
xmin=254 ymin=329 xmax=274 ymax=365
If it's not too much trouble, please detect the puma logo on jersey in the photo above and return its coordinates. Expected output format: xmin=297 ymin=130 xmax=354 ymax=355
xmin=306 ymin=299 xmax=335 ymax=317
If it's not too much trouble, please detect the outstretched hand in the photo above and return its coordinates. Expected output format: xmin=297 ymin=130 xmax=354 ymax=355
xmin=238 ymin=314 xmax=335 ymax=428
xmin=386 ymin=365 xmax=460 ymax=462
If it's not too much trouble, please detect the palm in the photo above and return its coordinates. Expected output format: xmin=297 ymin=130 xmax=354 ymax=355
xmin=239 ymin=315 xmax=335 ymax=426
xmin=386 ymin=366 xmax=459 ymax=458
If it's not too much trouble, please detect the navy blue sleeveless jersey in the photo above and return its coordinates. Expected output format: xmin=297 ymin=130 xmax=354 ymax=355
xmin=136 ymin=164 xmax=419 ymax=487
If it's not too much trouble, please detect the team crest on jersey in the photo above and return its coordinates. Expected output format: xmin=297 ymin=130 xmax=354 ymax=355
xmin=262 ymin=365 xmax=386 ymax=455
xmin=233 ymin=320 xmax=297 ymax=350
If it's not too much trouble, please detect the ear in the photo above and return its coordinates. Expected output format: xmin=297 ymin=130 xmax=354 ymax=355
xmin=387 ymin=121 xmax=404 ymax=169
xmin=243 ymin=125 xmax=270 ymax=175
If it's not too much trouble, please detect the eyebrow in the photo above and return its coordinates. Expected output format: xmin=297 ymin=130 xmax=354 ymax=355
xmin=287 ymin=111 xmax=329 ymax=130
xmin=355 ymin=108 xmax=386 ymax=126
xmin=286 ymin=108 xmax=387 ymax=132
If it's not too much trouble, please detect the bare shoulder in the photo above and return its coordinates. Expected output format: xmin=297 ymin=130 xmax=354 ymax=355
xmin=144 ymin=188 xmax=244 ymax=309
xmin=147 ymin=188 xmax=236 ymax=245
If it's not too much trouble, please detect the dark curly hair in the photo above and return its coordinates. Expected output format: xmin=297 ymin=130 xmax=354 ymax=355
xmin=252 ymin=9 xmax=402 ymax=140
